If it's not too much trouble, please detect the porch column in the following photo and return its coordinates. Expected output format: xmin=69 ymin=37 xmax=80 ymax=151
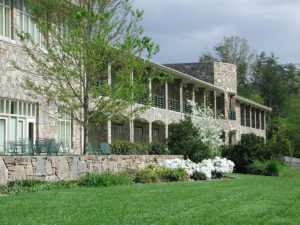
xmin=225 ymin=131 xmax=229 ymax=145
xmin=129 ymin=120 xmax=134 ymax=143
xmin=253 ymin=108 xmax=256 ymax=129
xmin=250 ymin=106 xmax=252 ymax=128
xmin=108 ymin=64 xmax=112 ymax=86
xmin=165 ymin=82 xmax=168 ymax=110
xmin=107 ymin=120 xmax=112 ymax=144
xmin=148 ymin=122 xmax=152 ymax=143
xmin=224 ymin=93 xmax=229 ymax=120
xmin=244 ymin=104 xmax=247 ymax=126
xmin=178 ymin=80 xmax=183 ymax=113
xmin=148 ymin=78 xmax=152 ymax=100
xmin=187 ymin=83 xmax=195 ymax=103
xmin=214 ymin=91 xmax=217 ymax=118
xmin=165 ymin=124 xmax=168 ymax=140
xmin=203 ymin=89 xmax=206 ymax=107
xmin=257 ymin=109 xmax=261 ymax=129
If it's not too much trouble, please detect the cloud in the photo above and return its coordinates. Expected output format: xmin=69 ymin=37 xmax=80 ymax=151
xmin=133 ymin=0 xmax=300 ymax=64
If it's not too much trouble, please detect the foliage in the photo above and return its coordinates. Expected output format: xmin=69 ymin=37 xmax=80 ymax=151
xmin=110 ymin=141 xmax=168 ymax=155
xmin=246 ymin=160 xmax=280 ymax=176
xmin=160 ymin=157 xmax=235 ymax=180
xmin=133 ymin=164 xmax=188 ymax=183
xmin=1 ymin=180 xmax=76 ymax=194
xmin=14 ymin=0 xmax=160 ymax=154
xmin=189 ymin=101 xmax=224 ymax=155
xmin=167 ymin=118 xmax=212 ymax=163
xmin=222 ymin=133 xmax=266 ymax=173
xmin=147 ymin=142 xmax=169 ymax=155
xmin=77 ymin=172 xmax=133 ymax=187
xmin=110 ymin=140 xmax=146 ymax=155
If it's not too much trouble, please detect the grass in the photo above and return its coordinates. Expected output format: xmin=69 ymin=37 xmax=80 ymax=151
xmin=0 ymin=174 xmax=300 ymax=225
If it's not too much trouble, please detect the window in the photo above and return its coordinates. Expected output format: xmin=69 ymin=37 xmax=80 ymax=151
xmin=134 ymin=127 xmax=143 ymax=136
xmin=18 ymin=0 xmax=45 ymax=47
xmin=0 ymin=0 xmax=11 ymax=38
xmin=112 ymin=124 xmax=124 ymax=134
xmin=57 ymin=109 xmax=71 ymax=144
xmin=152 ymin=129 xmax=159 ymax=137
xmin=0 ymin=98 xmax=36 ymax=151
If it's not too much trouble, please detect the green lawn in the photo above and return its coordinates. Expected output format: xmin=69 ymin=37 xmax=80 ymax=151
xmin=0 ymin=174 xmax=300 ymax=225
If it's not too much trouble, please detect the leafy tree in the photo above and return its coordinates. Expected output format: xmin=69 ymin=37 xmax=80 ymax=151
xmin=14 ymin=0 xmax=160 ymax=154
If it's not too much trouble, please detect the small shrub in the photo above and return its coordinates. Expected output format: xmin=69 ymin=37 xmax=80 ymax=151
xmin=148 ymin=142 xmax=169 ymax=155
xmin=264 ymin=160 xmax=280 ymax=176
xmin=222 ymin=133 xmax=266 ymax=173
xmin=246 ymin=160 xmax=266 ymax=175
xmin=165 ymin=168 xmax=188 ymax=182
xmin=134 ymin=167 xmax=159 ymax=183
xmin=78 ymin=172 xmax=133 ymax=187
xmin=247 ymin=160 xmax=281 ymax=176
xmin=133 ymin=164 xmax=189 ymax=183
xmin=1 ymin=180 xmax=76 ymax=194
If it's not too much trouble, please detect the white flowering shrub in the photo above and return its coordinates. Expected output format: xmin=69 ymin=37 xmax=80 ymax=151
xmin=188 ymin=100 xmax=224 ymax=155
xmin=160 ymin=157 xmax=235 ymax=180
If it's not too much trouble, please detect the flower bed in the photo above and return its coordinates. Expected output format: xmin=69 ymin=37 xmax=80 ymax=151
xmin=160 ymin=157 xmax=235 ymax=180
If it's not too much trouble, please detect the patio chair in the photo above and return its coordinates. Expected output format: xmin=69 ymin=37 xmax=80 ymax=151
xmin=8 ymin=141 xmax=19 ymax=155
xmin=99 ymin=142 xmax=111 ymax=155
xmin=87 ymin=142 xmax=100 ymax=155
xmin=35 ymin=139 xmax=46 ymax=155
xmin=60 ymin=139 xmax=71 ymax=154
xmin=45 ymin=139 xmax=58 ymax=155
xmin=19 ymin=139 xmax=34 ymax=155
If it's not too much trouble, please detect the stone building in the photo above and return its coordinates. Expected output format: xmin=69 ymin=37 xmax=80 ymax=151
xmin=0 ymin=0 xmax=271 ymax=154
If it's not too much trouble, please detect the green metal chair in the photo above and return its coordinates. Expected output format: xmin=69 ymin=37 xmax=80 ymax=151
xmin=87 ymin=142 xmax=100 ymax=155
xmin=8 ymin=141 xmax=19 ymax=155
xmin=60 ymin=139 xmax=71 ymax=154
xmin=35 ymin=139 xmax=46 ymax=155
xmin=99 ymin=142 xmax=111 ymax=155
xmin=45 ymin=139 xmax=58 ymax=155
xmin=19 ymin=139 xmax=34 ymax=155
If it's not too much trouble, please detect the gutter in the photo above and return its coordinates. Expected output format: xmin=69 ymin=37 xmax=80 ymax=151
xmin=235 ymin=95 xmax=272 ymax=111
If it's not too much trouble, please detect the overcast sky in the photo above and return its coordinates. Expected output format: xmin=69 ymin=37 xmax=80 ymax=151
xmin=133 ymin=0 xmax=300 ymax=65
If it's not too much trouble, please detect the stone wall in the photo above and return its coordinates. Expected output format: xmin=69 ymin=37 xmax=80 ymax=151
xmin=0 ymin=155 xmax=183 ymax=186
xmin=164 ymin=62 xmax=215 ymax=84
xmin=164 ymin=62 xmax=237 ymax=94
xmin=0 ymin=38 xmax=82 ymax=154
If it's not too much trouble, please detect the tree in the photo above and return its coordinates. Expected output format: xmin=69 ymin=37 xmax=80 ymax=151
xmin=14 ymin=0 xmax=160 ymax=154
xmin=199 ymin=36 xmax=255 ymax=94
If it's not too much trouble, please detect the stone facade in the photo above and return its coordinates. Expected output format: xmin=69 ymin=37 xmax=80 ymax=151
xmin=0 ymin=1 xmax=271 ymax=154
xmin=0 ymin=155 xmax=183 ymax=186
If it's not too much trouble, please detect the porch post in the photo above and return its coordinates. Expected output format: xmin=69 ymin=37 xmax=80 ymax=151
xmin=148 ymin=122 xmax=152 ymax=143
xmin=129 ymin=120 xmax=134 ymax=143
xmin=165 ymin=82 xmax=168 ymax=110
xmin=107 ymin=120 xmax=112 ymax=144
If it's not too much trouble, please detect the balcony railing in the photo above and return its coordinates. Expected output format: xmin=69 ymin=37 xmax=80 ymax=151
xmin=168 ymin=98 xmax=179 ymax=112
xmin=138 ymin=94 xmax=148 ymax=105
xmin=228 ymin=109 xmax=236 ymax=120
xmin=153 ymin=95 xmax=165 ymax=109
xmin=183 ymin=102 xmax=192 ymax=113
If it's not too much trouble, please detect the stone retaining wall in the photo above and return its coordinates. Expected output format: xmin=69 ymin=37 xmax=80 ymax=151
xmin=0 ymin=155 xmax=183 ymax=186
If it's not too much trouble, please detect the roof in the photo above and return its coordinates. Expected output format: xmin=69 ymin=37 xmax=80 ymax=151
xmin=236 ymin=95 xmax=272 ymax=111
xmin=147 ymin=60 xmax=224 ymax=92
